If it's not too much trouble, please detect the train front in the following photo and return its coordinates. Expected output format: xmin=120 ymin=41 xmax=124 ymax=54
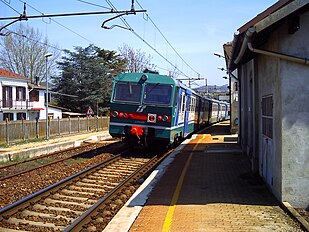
xmin=109 ymin=72 xmax=176 ymax=146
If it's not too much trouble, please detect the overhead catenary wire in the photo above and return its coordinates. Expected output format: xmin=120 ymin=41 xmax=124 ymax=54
xmin=135 ymin=0 xmax=201 ymax=78
xmin=103 ymin=0 xmax=192 ymax=78
xmin=0 ymin=0 xmax=96 ymax=45
xmin=1 ymin=0 xmax=206 ymax=84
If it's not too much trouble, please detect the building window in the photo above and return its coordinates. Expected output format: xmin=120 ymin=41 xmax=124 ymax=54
xmin=29 ymin=90 xmax=39 ymax=101
xmin=17 ymin=112 xmax=26 ymax=120
xmin=2 ymin=86 xmax=13 ymax=107
xmin=3 ymin=113 xmax=13 ymax=121
xmin=16 ymin=87 xmax=26 ymax=101
xmin=262 ymin=95 xmax=273 ymax=139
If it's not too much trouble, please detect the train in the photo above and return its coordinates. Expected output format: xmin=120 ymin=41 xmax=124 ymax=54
xmin=109 ymin=71 xmax=228 ymax=147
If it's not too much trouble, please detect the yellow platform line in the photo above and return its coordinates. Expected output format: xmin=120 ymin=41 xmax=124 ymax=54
xmin=162 ymin=134 xmax=206 ymax=232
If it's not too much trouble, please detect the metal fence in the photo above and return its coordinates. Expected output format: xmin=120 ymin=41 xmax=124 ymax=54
xmin=0 ymin=116 xmax=110 ymax=145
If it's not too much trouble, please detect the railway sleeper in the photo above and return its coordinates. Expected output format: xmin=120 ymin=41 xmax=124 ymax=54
xmin=52 ymin=193 xmax=97 ymax=204
xmin=75 ymin=181 xmax=103 ymax=188
xmin=44 ymin=198 xmax=93 ymax=209
xmin=67 ymin=185 xmax=109 ymax=193
xmin=91 ymin=172 xmax=127 ymax=178
xmin=32 ymin=204 xmax=83 ymax=215
xmin=81 ymin=178 xmax=118 ymax=186
xmin=21 ymin=209 xmax=75 ymax=223
xmin=61 ymin=189 xmax=96 ymax=197
xmin=98 ymin=169 xmax=133 ymax=174
xmin=6 ymin=217 xmax=66 ymax=230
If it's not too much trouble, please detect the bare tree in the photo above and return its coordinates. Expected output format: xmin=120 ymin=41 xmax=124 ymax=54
xmin=118 ymin=43 xmax=156 ymax=72
xmin=168 ymin=65 xmax=181 ymax=79
xmin=0 ymin=24 xmax=60 ymax=83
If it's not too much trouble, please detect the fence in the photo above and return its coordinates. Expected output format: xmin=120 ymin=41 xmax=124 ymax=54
xmin=0 ymin=116 xmax=110 ymax=145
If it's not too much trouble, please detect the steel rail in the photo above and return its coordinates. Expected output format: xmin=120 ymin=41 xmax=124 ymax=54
xmin=65 ymin=149 xmax=173 ymax=231
xmin=0 ymin=153 xmax=123 ymax=218
xmin=0 ymin=143 xmax=108 ymax=181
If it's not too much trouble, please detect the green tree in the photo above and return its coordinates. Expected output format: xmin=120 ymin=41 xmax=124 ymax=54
xmin=52 ymin=45 xmax=126 ymax=114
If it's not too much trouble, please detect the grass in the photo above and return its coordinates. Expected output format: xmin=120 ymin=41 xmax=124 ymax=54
xmin=0 ymin=137 xmax=46 ymax=148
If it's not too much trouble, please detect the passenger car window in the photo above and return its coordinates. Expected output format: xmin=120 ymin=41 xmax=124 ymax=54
xmin=113 ymin=82 xmax=142 ymax=103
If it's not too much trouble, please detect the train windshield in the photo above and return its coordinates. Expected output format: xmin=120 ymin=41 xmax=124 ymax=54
xmin=113 ymin=82 xmax=142 ymax=103
xmin=143 ymin=84 xmax=172 ymax=105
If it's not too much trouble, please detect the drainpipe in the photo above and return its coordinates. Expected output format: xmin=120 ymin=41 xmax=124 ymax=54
xmin=235 ymin=27 xmax=309 ymax=66
xmin=234 ymin=27 xmax=255 ymax=64
xmin=228 ymin=32 xmax=240 ymax=70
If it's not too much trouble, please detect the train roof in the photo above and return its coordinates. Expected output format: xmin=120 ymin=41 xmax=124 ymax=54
xmin=114 ymin=72 xmax=177 ymax=85
xmin=113 ymin=73 xmax=228 ymax=105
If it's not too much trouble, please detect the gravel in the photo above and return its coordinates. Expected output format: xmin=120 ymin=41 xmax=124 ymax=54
xmin=0 ymin=153 xmax=112 ymax=208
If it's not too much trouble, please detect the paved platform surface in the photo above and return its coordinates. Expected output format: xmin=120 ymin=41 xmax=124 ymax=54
xmin=0 ymin=130 xmax=111 ymax=153
xmin=105 ymin=122 xmax=304 ymax=232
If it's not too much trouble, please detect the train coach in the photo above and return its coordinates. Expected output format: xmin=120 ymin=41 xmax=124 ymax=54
xmin=109 ymin=71 xmax=228 ymax=147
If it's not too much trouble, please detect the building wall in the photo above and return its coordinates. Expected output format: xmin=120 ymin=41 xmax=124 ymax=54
xmin=256 ymin=43 xmax=282 ymax=202
xmin=278 ymin=11 xmax=309 ymax=208
xmin=0 ymin=78 xmax=30 ymax=121
xmin=254 ymin=11 xmax=309 ymax=208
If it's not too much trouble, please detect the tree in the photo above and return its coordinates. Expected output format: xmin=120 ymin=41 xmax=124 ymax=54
xmin=118 ymin=43 xmax=156 ymax=72
xmin=0 ymin=24 xmax=60 ymax=83
xmin=52 ymin=45 xmax=126 ymax=114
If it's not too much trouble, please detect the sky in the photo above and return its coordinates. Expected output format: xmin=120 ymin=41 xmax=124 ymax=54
xmin=0 ymin=0 xmax=278 ymax=87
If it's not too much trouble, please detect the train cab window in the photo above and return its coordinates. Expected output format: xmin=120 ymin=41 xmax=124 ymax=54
xmin=113 ymin=82 xmax=142 ymax=103
xmin=143 ymin=84 xmax=172 ymax=105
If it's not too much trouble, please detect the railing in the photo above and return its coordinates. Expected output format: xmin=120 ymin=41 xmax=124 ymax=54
xmin=0 ymin=116 xmax=110 ymax=145
xmin=0 ymin=100 xmax=34 ymax=109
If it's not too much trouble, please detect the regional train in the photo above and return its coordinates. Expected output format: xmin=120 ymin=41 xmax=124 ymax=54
xmin=109 ymin=71 xmax=228 ymax=147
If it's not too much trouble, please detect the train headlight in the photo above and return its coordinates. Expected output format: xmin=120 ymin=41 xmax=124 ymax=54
xmin=111 ymin=111 xmax=119 ymax=117
xmin=162 ymin=115 xmax=169 ymax=122
xmin=147 ymin=113 xmax=157 ymax=123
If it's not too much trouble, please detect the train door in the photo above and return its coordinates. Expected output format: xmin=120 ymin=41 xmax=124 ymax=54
xmin=177 ymin=89 xmax=186 ymax=133
xmin=183 ymin=90 xmax=191 ymax=137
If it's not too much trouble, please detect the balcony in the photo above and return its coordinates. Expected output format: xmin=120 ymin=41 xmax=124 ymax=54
xmin=0 ymin=100 xmax=35 ymax=110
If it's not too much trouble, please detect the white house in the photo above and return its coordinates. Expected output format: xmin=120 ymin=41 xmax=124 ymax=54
xmin=1 ymin=68 xmax=65 ymax=121
xmin=0 ymin=68 xmax=33 ymax=121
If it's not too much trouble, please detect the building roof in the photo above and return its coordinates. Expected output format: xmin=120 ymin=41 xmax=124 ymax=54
xmin=47 ymin=104 xmax=71 ymax=112
xmin=226 ymin=0 xmax=309 ymax=71
xmin=0 ymin=68 xmax=28 ymax=80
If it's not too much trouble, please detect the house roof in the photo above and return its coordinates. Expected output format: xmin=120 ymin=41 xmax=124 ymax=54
xmin=47 ymin=104 xmax=71 ymax=112
xmin=226 ymin=0 xmax=309 ymax=71
xmin=0 ymin=68 xmax=28 ymax=80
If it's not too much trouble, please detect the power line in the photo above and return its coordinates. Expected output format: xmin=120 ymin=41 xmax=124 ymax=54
xmin=76 ymin=0 xmax=112 ymax=10
xmin=103 ymin=0 xmax=190 ymax=78
xmin=0 ymin=0 xmax=20 ymax=15
xmin=17 ymin=0 xmax=95 ymax=45
xmin=135 ymin=0 xmax=201 ymax=78
xmin=4 ymin=29 xmax=63 ymax=51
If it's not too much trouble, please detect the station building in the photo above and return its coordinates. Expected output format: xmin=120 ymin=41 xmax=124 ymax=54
xmin=224 ymin=0 xmax=309 ymax=208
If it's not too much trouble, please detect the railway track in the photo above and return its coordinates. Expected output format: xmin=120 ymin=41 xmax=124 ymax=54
xmin=0 ymin=149 xmax=171 ymax=231
xmin=0 ymin=141 xmax=119 ymax=181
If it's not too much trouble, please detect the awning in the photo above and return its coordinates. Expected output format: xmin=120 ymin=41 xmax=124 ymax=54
xmin=30 ymin=108 xmax=44 ymax=111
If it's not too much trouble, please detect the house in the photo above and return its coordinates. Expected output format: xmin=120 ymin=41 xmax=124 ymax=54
xmin=1 ymin=68 xmax=65 ymax=121
xmin=0 ymin=68 xmax=33 ymax=121
xmin=224 ymin=0 xmax=309 ymax=208
xmin=28 ymin=83 xmax=67 ymax=120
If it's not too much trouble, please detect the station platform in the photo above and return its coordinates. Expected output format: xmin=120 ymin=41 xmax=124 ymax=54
xmin=104 ymin=121 xmax=304 ymax=232
xmin=0 ymin=130 xmax=112 ymax=163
